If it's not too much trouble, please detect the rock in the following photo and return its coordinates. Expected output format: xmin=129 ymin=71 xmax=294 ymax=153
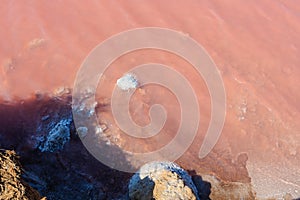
xmin=128 ymin=161 xmax=200 ymax=200
xmin=117 ymin=73 xmax=139 ymax=91
xmin=53 ymin=86 xmax=71 ymax=97
xmin=95 ymin=125 xmax=103 ymax=134
xmin=27 ymin=38 xmax=46 ymax=49
xmin=0 ymin=150 xmax=45 ymax=200
xmin=191 ymin=175 xmax=211 ymax=199
xmin=38 ymin=119 xmax=71 ymax=152
xmin=41 ymin=115 xmax=50 ymax=121
xmin=76 ymin=126 xmax=88 ymax=138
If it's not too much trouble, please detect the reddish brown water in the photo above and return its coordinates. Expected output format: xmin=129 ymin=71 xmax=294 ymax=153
xmin=0 ymin=1 xmax=299 ymax=199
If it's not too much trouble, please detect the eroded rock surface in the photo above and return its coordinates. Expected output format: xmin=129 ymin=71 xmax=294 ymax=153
xmin=129 ymin=161 xmax=199 ymax=200
xmin=0 ymin=150 xmax=44 ymax=200
xmin=200 ymin=175 xmax=255 ymax=200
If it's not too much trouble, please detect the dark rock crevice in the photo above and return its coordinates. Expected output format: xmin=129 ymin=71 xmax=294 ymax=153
xmin=0 ymin=94 xmax=132 ymax=200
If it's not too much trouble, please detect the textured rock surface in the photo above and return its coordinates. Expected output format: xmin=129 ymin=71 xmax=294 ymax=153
xmin=117 ymin=74 xmax=139 ymax=91
xmin=200 ymin=175 xmax=255 ymax=200
xmin=129 ymin=161 xmax=199 ymax=200
xmin=0 ymin=150 xmax=44 ymax=200
xmin=38 ymin=119 xmax=71 ymax=152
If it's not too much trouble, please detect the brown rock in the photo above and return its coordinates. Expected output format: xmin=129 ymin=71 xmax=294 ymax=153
xmin=128 ymin=161 xmax=199 ymax=200
xmin=0 ymin=150 xmax=45 ymax=200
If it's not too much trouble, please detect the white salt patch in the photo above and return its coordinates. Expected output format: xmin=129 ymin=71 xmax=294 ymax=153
xmin=95 ymin=125 xmax=103 ymax=134
xmin=117 ymin=73 xmax=139 ymax=91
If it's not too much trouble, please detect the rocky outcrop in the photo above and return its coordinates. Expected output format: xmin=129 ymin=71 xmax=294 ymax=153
xmin=128 ymin=161 xmax=200 ymax=200
xmin=0 ymin=97 xmax=131 ymax=200
xmin=128 ymin=161 xmax=258 ymax=200
xmin=196 ymin=175 xmax=255 ymax=200
xmin=0 ymin=150 xmax=45 ymax=200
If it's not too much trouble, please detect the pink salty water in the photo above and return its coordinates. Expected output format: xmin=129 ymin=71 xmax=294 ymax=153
xmin=0 ymin=1 xmax=299 ymax=198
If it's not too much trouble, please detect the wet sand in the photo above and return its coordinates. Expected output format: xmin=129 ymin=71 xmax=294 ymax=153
xmin=0 ymin=1 xmax=299 ymax=199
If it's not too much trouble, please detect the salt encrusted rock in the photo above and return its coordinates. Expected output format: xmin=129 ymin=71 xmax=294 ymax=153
xmin=76 ymin=126 xmax=88 ymax=138
xmin=38 ymin=119 xmax=71 ymax=152
xmin=117 ymin=73 xmax=139 ymax=91
xmin=128 ymin=161 xmax=200 ymax=200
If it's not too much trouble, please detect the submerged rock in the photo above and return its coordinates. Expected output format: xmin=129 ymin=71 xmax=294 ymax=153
xmin=38 ymin=119 xmax=71 ymax=152
xmin=76 ymin=126 xmax=88 ymax=138
xmin=200 ymin=174 xmax=255 ymax=200
xmin=128 ymin=161 xmax=200 ymax=200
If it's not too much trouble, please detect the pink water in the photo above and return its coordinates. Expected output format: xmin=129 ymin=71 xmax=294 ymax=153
xmin=0 ymin=1 xmax=299 ymax=198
